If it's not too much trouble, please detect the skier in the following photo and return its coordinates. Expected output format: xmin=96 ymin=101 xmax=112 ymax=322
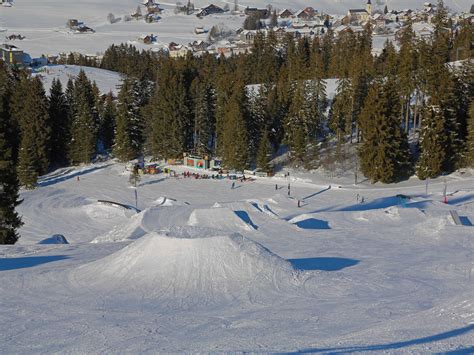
xmin=231 ymin=181 xmax=235 ymax=189
xmin=297 ymin=200 xmax=300 ymax=208
xmin=275 ymin=184 xmax=278 ymax=190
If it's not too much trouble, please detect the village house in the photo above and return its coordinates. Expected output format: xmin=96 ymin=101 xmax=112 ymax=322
xmin=345 ymin=0 xmax=372 ymax=24
xmin=194 ymin=26 xmax=206 ymax=34
xmin=189 ymin=40 xmax=207 ymax=52
xmin=196 ymin=4 xmax=224 ymax=17
xmin=168 ymin=42 xmax=190 ymax=57
xmin=142 ymin=0 xmax=162 ymax=14
xmin=244 ymin=7 xmax=269 ymax=18
xmin=278 ymin=9 xmax=293 ymax=18
xmin=138 ymin=34 xmax=157 ymax=44
xmin=240 ymin=30 xmax=258 ymax=44
xmin=0 ymin=44 xmax=26 ymax=65
xmin=295 ymin=7 xmax=318 ymax=21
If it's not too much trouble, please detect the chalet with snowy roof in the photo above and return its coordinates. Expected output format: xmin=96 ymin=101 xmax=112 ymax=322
xmin=278 ymin=9 xmax=293 ymax=18
xmin=296 ymin=6 xmax=318 ymax=20
xmin=168 ymin=42 xmax=190 ymax=57
xmin=189 ymin=40 xmax=207 ymax=51
xmin=138 ymin=34 xmax=157 ymax=44
xmin=240 ymin=30 xmax=258 ymax=43
xmin=196 ymin=4 xmax=224 ymax=17
xmin=347 ymin=9 xmax=370 ymax=24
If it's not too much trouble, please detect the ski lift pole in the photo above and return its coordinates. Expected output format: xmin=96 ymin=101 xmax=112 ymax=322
xmin=135 ymin=188 xmax=138 ymax=209
xmin=443 ymin=179 xmax=448 ymax=204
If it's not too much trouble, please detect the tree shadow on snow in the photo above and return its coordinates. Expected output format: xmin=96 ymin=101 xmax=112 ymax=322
xmin=294 ymin=218 xmax=330 ymax=229
xmin=37 ymin=164 xmax=113 ymax=187
xmin=289 ymin=257 xmax=359 ymax=271
xmin=294 ymin=323 xmax=474 ymax=353
xmin=0 ymin=255 xmax=69 ymax=271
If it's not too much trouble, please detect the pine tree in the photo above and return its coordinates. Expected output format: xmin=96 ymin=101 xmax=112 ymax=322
xmin=221 ymin=80 xmax=249 ymax=170
xmin=192 ymin=79 xmax=215 ymax=155
xmin=416 ymin=106 xmax=446 ymax=179
xmin=99 ymin=92 xmax=116 ymax=151
xmin=68 ymin=70 xmax=97 ymax=164
xmin=0 ymin=64 xmax=22 ymax=244
xmin=466 ymin=100 xmax=474 ymax=167
xmin=247 ymin=85 xmax=268 ymax=161
xmin=48 ymin=78 xmax=70 ymax=166
xmin=397 ymin=22 xmax=417 ymax=133
xmin=284 ymin=81 xmax=318 ymax=163
xmin=270 ymin=10 xmax=278 ymax=28
xmin=330 ymin=76 xmax=353 ymax=142
xmin=256 ymin=128 xmax=272 ymax=172
xmin=358 ymin=81 xmax=411 ymax=183
xmin=15 ymin=77 xmax=51 ymax=187
xmin=113 ymin=79 xmax=143 ymax=161
xmin=149 ymin=62 xmax=192 ymax=159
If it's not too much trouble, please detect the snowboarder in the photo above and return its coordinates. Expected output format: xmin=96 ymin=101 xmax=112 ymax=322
xmin=297 ymin=200 xmax=300 ymax=208
xmin=361 ymin=196 xmax=365 ymax=203
xmin=77 ymin=176 xmax=80 ymax=182
xmin=275 ymin=184 xmax=278 ymax=190
xmin=231 ymin=182 xmax=235 ymax=189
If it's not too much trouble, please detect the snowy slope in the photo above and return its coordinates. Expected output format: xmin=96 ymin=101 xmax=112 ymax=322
xmin=33 ymin=65 xmax=123 ymax=95
xmin=1 ymin=0 xmax=471 ymax=57
xmin=74 ymin=230 xmax=306 ymax=307
xmin=0 ymin=162 xmax=473 ymax=352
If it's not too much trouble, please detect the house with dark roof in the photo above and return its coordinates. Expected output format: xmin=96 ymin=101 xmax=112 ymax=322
xmin=196 ymin=4 xmax=224 ymax=17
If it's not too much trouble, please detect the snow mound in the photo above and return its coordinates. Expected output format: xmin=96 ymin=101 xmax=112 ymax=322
xmin=92 ymin=205 xmax=195 ymax=243
xmin=152 ymin=196 xmax=190 ymax=206
xmin=91 ymin=211 xmax=146 ymax=243
xmin=188 ymin=207 xmax=255 ymax=232
xmin=38 ymin=234 xmax=69 ymax=244
xmin=74 ymin=229 xmax=305 ymax=307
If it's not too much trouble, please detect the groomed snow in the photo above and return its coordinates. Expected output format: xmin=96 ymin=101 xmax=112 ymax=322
xmin=73 ymin=229 xmax=306 ymax=308
xmin=0 ymin=161 xmax=473 ymax=352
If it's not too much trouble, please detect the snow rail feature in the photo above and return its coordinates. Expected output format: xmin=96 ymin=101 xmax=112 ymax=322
xmin=97 ymin=200 xmax=141 ymax=213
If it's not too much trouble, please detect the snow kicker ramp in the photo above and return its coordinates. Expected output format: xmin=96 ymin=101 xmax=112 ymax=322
xmin=188 ymin=207 xmax=256 ymax=232
xmin=92 ymin=206 xmax=194 ymax=243
xmin=74 ymin=229 xmax=306 ymax=308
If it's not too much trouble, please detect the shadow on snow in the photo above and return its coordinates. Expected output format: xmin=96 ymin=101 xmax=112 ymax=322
xmin=289 ymin=257 xmax=359 ymax=271
xmin=37 ymin=164 xmax=112 ymax=187
xmin=294 ymin=218 xmax=330 ymax=230
xmin=294 ymin=323 xmax=474 ymax=353
xmin=0 ymin=255 xmax=70 ymax=271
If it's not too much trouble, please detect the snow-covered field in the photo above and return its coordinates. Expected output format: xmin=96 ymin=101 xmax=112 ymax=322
xmin=33 ymin=64 xmax=123 ymax=94
xmin=1 ymin=0 xmax=471 ymax=57
xmin=1 ymin=161 xmax=473 ymax=352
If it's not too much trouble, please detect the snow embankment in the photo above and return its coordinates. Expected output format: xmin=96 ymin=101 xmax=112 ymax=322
xmin=74 ymin=229 xmax=306 ymax=307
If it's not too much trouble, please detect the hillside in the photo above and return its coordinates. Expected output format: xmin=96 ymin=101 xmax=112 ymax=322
xmin=1 ymin=0 xmax=471 ymax=56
